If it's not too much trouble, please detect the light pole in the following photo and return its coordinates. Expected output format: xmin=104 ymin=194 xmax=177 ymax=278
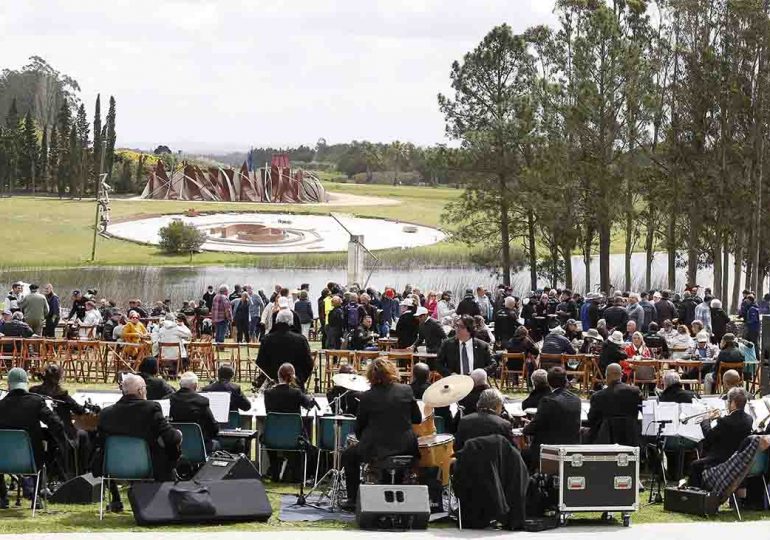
xmin=90 ymin=141 xmax=107 ymax=262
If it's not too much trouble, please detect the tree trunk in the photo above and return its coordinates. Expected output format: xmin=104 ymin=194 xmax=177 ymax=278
xmin=687 ymin=227 xmax=698 ymax=287
xmin=499 ymin=174 xmax=511 ymax=286
xmin=599 ymin=220 xmax=611 ymax=294
xmin=713 ymin=242 xmax=722 ymax=300
xmin=551 ymin=243 xmax=559 ymax=289
xmin=644 ymin=209 xmax=655 ymax=292
xmin=624 ymin=212 xmax=633 ymax=291
xmin=563 ymin=245 xmax=573 ymax=291
xmin=528 ymin=211 xmax=537 ymax=290
xmin=667 ymin=217 xmax=676 ymax=290
xmin=731 ymin=237 xmax=743 ymax=315
xmin=722 ymin=238 xmax=730 ymax=303
xmin=583 ymin=231 xmax=592 ymax=295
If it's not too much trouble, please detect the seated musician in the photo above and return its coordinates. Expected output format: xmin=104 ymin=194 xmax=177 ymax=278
xmin=687 ymin=387 xmax=753 ymax=488
xmin=94 ymin=374 xmax=181 ymax=512
xmin=326 ymin=364 xmax=361 ymax=415
xmin=719 ymin=369 xmax=742 ymax=399
xmin=138 ymin=356 xmax=175 ymax=400
xmin=256 ymin=310 xmax=313 ymax=390
xmin=264 ymin=363 xmax=314 ymax=482
xmin=341 ymin=358 xmax=422 ymax=510
xmin=29 ymin=364 xmax=92 ymax=476
xmin=0 ymin=368 xmax=66 ymax=509
xmin=169 ymin=372 xmax=220 ymax=453
xmin=413 ymin=306 xmax=447 ymax=354
xmin=521 ymin=367 xmax=581 ymax=469
xmin=521 ymin=369 xmax=550 ymax=410
xmin=457 ymin=369 xmax=490 ymax=418
xmin=658 ymin=370 xmax=696 ymax=403
xmin=202 ymin=364 xmax=252 ymax=412
xmin=409 ymin=362 xmax=431 ymax=400
xmin=436 ymin=315 xmax=495 ymax=376
xmin=454 ymin=389 xmax=513 ymax=451
xmin=586 ymin=364 xmax=642 ymax=446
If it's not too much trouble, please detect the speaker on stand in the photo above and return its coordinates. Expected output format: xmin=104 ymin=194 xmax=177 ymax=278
xmin=760 ymin=315 xmax=770 ymax=396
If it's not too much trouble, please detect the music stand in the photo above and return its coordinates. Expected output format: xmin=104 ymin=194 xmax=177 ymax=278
xmin=305 ymin=391 xmax=350 ymax=512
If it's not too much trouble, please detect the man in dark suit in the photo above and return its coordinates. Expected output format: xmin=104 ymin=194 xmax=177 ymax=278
xmin=413 ymin=306 xmax=447 ymax=353
xmin=170 ymin=372 xmax=220 ymax=453
xmin=95 ymin=374 xmax=181 ymax=512
xmin=586 ymin=364 xmax=642 ymax=445
xmin=0 ymin=368 xmax=66 ymax=508
xmin=658 ymin=370 xmax=696 ymax=403
xmin=202 ymin=364 xmax=251 ymax=412
xmin=342 ymin=358 xmax=422 ymax=509
xmin=436 ymin=315 xmax=495 ymax=376
xmin=257 ymin=309 xmax=313 ymax=389
xmin=409 ymin=362 xmax=431 ymax=400
xmin=455 ymin=388 xmax=513 ymax=451
xmin=522 ymin=367 xmax=581 ymax=469
xmin=137 ymin=356 xmax=175 ymax=400
xmin=521 ymin=369 xmax=551 ymax=410
xmin=457 ymin=369 xmax=490 ymax=417
xmin=688 ymin=387 xmax=754 ymax=488
xmin=326 ymin=364 xmax=361 ymax=415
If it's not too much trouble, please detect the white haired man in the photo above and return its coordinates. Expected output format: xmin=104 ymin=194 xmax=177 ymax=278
xmin=658 ymin=370 xmax=696 ymax=403
xmin=169 ymin=371 xmax=220 ymax=452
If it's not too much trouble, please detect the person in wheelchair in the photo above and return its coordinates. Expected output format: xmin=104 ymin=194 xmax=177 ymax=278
xmin=341 ymin=358 xmax=422 ymax=510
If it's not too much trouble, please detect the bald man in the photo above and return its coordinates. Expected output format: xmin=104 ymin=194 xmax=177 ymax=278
xmin=586 ymin=364 xmax=642 ymax=445
xmin=720 ymin=370 xmax=742 ymax=398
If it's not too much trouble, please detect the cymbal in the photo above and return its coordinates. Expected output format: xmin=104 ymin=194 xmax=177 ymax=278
xmin=422 ymin=374 xmax=474 ymax=407
xmin=332 ymin=373 xmax=371 ymax=392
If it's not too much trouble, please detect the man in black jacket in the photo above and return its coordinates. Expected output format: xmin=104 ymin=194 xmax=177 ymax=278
xmin=603 ymin=297 xmax=629 ymax=331
xmin=456 ymin=369 xmax=491 ymax=418
xmin=455 ymin=388 xmax=513 ymax=451
xmin=324 ymin=296 xmax=344 ymax=349
xmin=326 ymin=364 xmax=361 ymax=415
xmin=436 ymin=315 xmax=495 ymax=376
xmin=202 ymin=364 xmax=251 ymax=412
xmin=95 ymin=374 xmax=181 ymax=511
xmin=658 ymin=370 xmax=696 ymax=403
xmin=0 ymin=368 xmax=66 ymax=507
xmin=413 ymin=306 xmax=447 ymax=353
xmin=678 ymin=291 xmax=698 ymax=326
xmin=137 ymin=356 xmax=175 ymax=400
xmin=257 ymin=309 xmax=313 ymax=389
xmin=522 ymin=367 xmax=581 ymax=469
xmin=586 ymin=364 xmax=642 ymax=446
xmin=341 ymin=358 xmax=421 ymax=508
xmin=456 ymin=289 xmax=481 ymax=317
xmin=409 ymin=362 xmax=431 ymax=400
xmin=688 ymin=387 xmax=754 ymax=487
xmin=493 ymin=297 xmax=520 ymax=347
xmin=169 ymin=372 xmax=220 ymax=453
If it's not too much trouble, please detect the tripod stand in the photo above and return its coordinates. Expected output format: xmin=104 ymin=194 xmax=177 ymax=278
xmin=305 ymin=392 xmax=350 ymax=512
xmin=647 ymin=419 xmax=670 ymax=504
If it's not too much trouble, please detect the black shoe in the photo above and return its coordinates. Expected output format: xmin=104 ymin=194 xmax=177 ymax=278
xmin=108 ymin=500 xmax=124 ymax=513
xmin=0 ymin=498 xmax=8 ymax=510
xmin=339 ymin=499 xmax=356 ymax=511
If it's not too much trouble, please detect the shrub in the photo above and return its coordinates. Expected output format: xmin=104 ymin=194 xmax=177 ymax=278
xmin=158 ymin=220 xmax=206 ymax=254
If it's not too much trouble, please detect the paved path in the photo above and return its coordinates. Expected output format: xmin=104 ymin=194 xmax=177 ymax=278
xmin=5 ymin=521 xmax=769 ymax=540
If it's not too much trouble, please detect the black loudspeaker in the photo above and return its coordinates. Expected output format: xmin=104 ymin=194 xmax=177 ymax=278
xmin=663 ymin=487 xmax=720 ymax=516
xmin=50 ymin=473 xmax=101 ymax=504
xmin=356 ymin=485 xmax=430 ymax=530
xmin=193 ymin=454 xmax=261 ymax=481
xmin=128 ymin=479 xmax=272 ymax=525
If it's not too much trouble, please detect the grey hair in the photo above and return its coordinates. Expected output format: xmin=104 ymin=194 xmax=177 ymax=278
xmin=276 ymin=309 xmax=293 ymax=325
xmin=218 ymin=284 xmax=228 ymax=294
xmin=629 ymin=292 xmax=640 ymax=302
xmin=504 ymin=296 xmax=516 ymax=309
xmin=470 ymin=368 xmax=487 ymax=386
xmin=477 ymin=388 xmax=503 ymax=412
xmin=179 ymin=371 xmax=198 ymax=389
xmin=531 ymin=368 xmax=548 ymax=387
xmin=121 ymin=373 xmax=145 ymax=397
xmin=662 ymin=370 xmax=680 ymax=389
xmin=711 ymin=299 xmax=722 ymax=309
xmin=727 ymin=387 xmax=748 ymax=410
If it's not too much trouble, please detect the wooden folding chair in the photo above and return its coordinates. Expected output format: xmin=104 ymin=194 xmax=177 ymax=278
xmin=629 ymin=359 xmax=659 ymax=397
xmin=188 ymin=341 xmax=215 ymax=380
xmin=562 ymin=354 xmax=589 ymax=392
xmin=321 ymin=349 xmax=357 ymax=391
xmin=499 ymin=353 xmax=526 ymax=391
xmin=386 ymin=350 xmax=414 ymax=382
xmin=672 ymin=360 xmax=703 ymax=394
xmin=538 ymin=353 xmax=562 ymax=371
xmin=717 ymin=362 xmax=745 ymax=394
xmin=355 ymin=350 xmax=381 ymax=374
xmin=157 ymin=342 xmax=184 ymax=378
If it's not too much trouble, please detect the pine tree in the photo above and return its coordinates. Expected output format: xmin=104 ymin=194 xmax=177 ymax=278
xmin=20 ymin=112 xmax=38 ymax=191
xmin=75 ymin=103 xmax=89 ymax=195
xmin=105 ymin=96 xmax=116 ymax=178
xmin=92 ymin=94 xmax=102 ymax=179
xmin=56 ymin=101 xmax=72 ymax=197
xmin=49 ymin=124 xmax=59 ymax=195
xmin=68 ymin=124 xmax=79 ymax=197
xmin=39 ymin=126 xmax=48 ymax=193
xmin=5 ymin=99 xmax=21 ymax=194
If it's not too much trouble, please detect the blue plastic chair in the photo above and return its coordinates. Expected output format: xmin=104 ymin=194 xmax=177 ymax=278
xmin=171 ymin=422 xmax=208 ymax=468
xmin=258 ymin=413 xmax=306 ymax=483
xmin=100 ymin=436 xmax=153 ymax=520
xmin=0 ymin=430 xmax=43 ymax=516
xmin=314 ymin=416 xmax=355 ymax=483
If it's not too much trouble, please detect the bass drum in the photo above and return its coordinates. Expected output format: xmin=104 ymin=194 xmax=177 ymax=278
xmin=418 ymin=434 xmax=454 ymax=486
xmin=413 ymin=415 xmax=436 ymax=438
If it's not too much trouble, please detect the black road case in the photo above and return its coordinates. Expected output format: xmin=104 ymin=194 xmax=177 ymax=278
xmin=540 ymin=444 xmax=639 ymax=527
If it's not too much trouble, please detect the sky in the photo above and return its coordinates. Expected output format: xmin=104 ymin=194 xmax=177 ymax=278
xmin=3 ymin=0 xmax=557 ymax=153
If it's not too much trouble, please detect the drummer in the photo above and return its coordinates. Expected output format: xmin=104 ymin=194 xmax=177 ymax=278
xmin=341 ymin=358 xmax=422 ymax=510
xmin=409 ymin=363 xmax=431 ymax=400
xmin=454 ymin=389 xmax=513 ymax=451
xmin=326 ymin=364 xmax=362 ymax=415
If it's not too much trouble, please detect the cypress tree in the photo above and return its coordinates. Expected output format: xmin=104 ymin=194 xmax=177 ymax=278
xmin=105 ymin=96 xmax=116 ymax=178
xmin=93 ymin=94 xmax=102 ymax=178
xmin=49 ymin=124 xmax=59 ymax=196
xmin=39 ymin=126 xmax=48 ymax=193
xmin=20 ymin=112 xmax=38 ymax=191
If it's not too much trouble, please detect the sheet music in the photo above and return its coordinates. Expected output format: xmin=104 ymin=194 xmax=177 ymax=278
xmin=699 ymin=396 xmax=727 ymax=412
xmin=654 ymin=402 xmax=680 ymax=437
xmin=748 ymin=399 xmax=770 ymax=430
xmin=243 ymin=395 xmax=329 ymax=417
xmin=678 ymin=403 xmax=707 ymax=442
xmin=642 ymin=399 xmax=657 ymax=437
xmin=155 ymin=399 xmax=170 ymax=418
xmin=73 ymin=391 xmax=121 ymax=410
xmin=199 ymin=392 xmax=231 ymax=423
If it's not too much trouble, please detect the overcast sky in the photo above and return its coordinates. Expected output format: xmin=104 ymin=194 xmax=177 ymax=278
xmin=3 ymin=0 xmax=557 ymax=153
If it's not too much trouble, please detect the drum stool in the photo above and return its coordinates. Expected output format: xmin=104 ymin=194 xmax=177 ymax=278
xmin=364 ymin=455 xmax=417 ymax=485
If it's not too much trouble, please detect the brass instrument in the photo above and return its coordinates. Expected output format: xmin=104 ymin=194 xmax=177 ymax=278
xmin=680 ymin=407 xmax=724 ymax=425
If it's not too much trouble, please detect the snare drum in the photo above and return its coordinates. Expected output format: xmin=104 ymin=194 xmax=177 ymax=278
xmin=511 ymin=427 xmax=529 ymax=452
xmin=418 ymin=434 xmax=454 ymax=486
